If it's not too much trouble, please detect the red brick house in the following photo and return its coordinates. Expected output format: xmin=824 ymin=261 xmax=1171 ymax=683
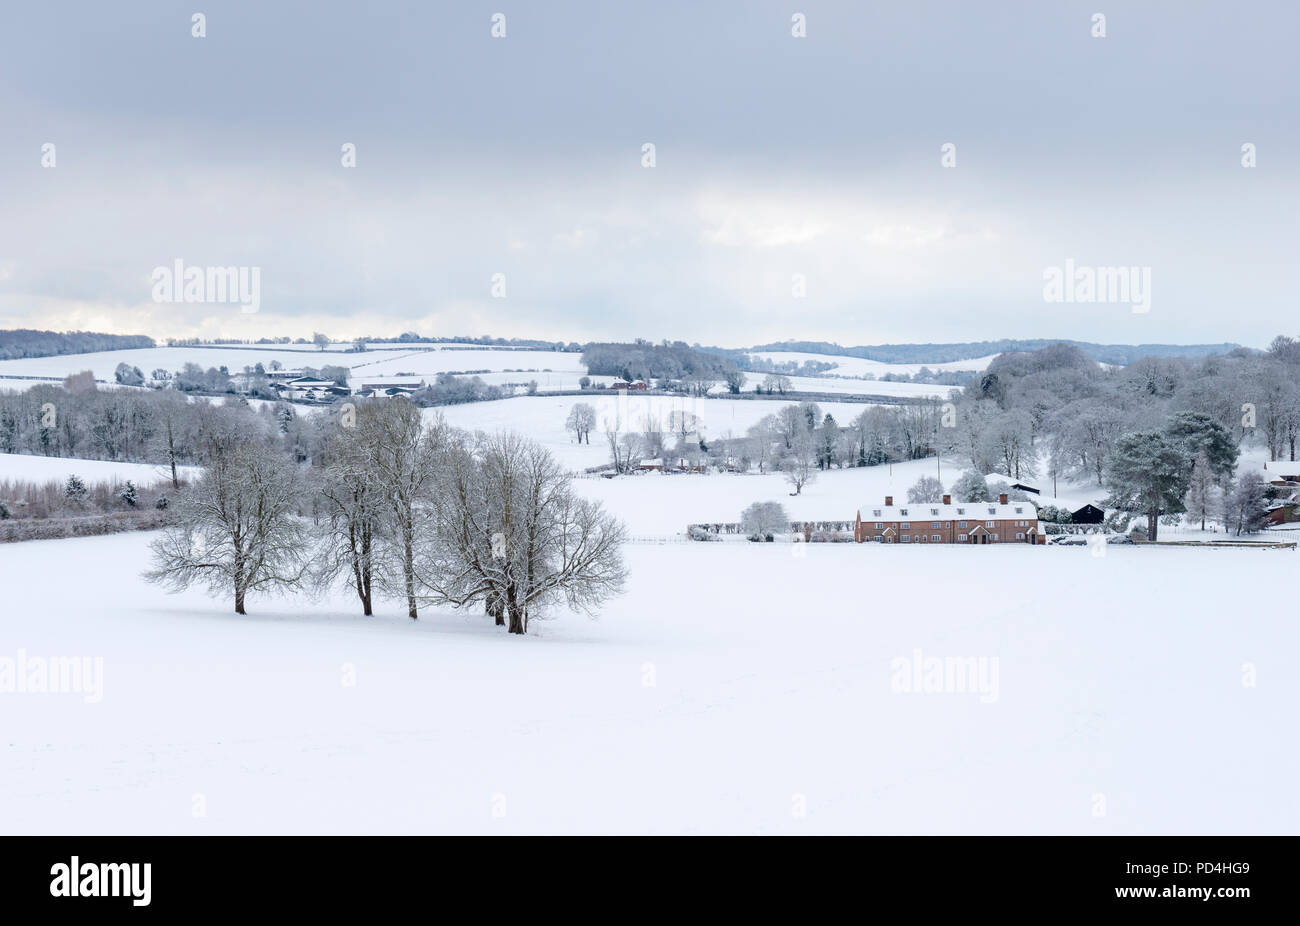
xmin=854 ymin=494 xmax=1042 ymax=545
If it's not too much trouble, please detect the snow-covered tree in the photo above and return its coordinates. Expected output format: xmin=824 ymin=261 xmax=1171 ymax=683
xmin=783 ymin=431 xmax=817 ymax=495
xmin=365 ymin=401 xmax=449 ymax=619
xmin=1164 ymin=411 xmax=1237 ymax=483
xmin=1184 ymin=450 xmax=1217 ymax=531
xmin=950 ymin=471 xmax=991 ymax=503
xmin=118 ymin=480 xmax=138 ymax=507
xmin=741 ymin=500 xmax=788 ymax=540
xmin=1221 ymin=470 xmax=1269 ymax=535
xmin=425 ymin=432 xmax=627 ymax=634
xmin=1105 ymin=431 xmax=1191 ymax=541
xmin=313 ymin=411 xmax=387 ymax=615
xmin=565 ymin=402 xmax=596 ymax=444
xmin=63 ymin=474 xmax=88 ymax=506
xmin=145 ymin=442 xmax=309 ymax=614
xmin=907 ymin=475 xmax=945 ymax=503
xmin=114 ymin=362 xmax=144 ymax=386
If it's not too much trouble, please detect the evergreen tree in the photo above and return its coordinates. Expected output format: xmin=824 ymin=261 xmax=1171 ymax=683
xmin=1105 ymin=431 xmax=1191 ymax=541
xmin=1164 ymin=411 xmax=1237 ymax=482
xmin=63 ymin=474 xmax=88 ymax=506
xmin=119 ymin=480 xmax=138 ymax=507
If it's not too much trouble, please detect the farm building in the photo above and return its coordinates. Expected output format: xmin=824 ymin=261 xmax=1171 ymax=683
xmin=1071 ymin=503 xmax=1106 ymax=525
xmin=853 ymin=494 xmax=1042 ymax=545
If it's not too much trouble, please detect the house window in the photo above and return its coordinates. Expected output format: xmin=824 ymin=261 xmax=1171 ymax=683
xmin=1016 ymin=532 xmax=1025 ymax=540
xmin=873 ymin=535 xmax=882 ymax=542
xmin=931 ymin=521 xmax=941 ymax=528
xmin=901 ymin=535 xmax=910 ymax=542
xmin=959 ymin=534 xmax=968 ymax=542
xmin=1015 ymin=507 xmax=1024 ymax=514
xmin=931 ymin=534 xmax=941 ymax=542
xmin=872 ymin=509 xmax=881 ymax=517
xmin=930 ymin=508 xmax=939 ymax=516
xmin=958 ymin=521 xmax=967 ymax=528
xmin=992 ymin=533 xmax=999 ymax=541
xmin=985 ymin=521 xmax=995 ymax=528
xmin=988 ymin=507 xmax=997 ymax=515
xmin=900 ymin=508 xmax=909 ymax=516
xmin=956 ymin=507 xmax=965 ymax=515
xmin=874 ymin=522 xmax=883 ymax=529
xmin=901 ymin=523 xmax=910 ymax=529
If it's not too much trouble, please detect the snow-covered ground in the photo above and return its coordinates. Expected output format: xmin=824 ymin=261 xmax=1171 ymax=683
xmin=716 ymin=375 xmax=955 ymax=400
xmin=0 ymin=453 xmax=195 ymax=487
xmin=0 ymin=344 xmax=976 ymax=399
xmin=748 ymin=350 xmax=999 ymax=378
xmin=434 ymin=394 xmax=888 ymax=472
xmin=1 ymin=531 xmax=1293 ymax=834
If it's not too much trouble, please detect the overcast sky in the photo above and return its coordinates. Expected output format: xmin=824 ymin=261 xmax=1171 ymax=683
xmin=1 ymin=1 xmax=1296 ymax=348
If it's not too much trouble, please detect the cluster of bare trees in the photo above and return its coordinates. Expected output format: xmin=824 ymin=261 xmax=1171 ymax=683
xmin=146 ymin=401 xmax=626 ymax=632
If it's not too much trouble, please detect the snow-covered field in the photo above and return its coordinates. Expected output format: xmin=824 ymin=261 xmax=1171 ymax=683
xmin=434 ymin=394 xmax=887 ymax=472
xmin=0 ymin=453 xmax=195 ymax=487
xmin=749 ymin=350 xmax=999 ymax=378
xmin=1 ymin=344 xmax=974 ymax=399
xmin=2 ymin=531 xmax=1293 ymax=834
xmin=725 ymin=374 xmax=956 ymax=400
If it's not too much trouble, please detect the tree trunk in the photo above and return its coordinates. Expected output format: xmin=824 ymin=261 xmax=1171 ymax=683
xmin=403 ymin=525 xmax=418 ymax=619
xmin=1147 ymin=508 xmax=1159 ymax=542
xmin=487 ymin=590 xmax=505 ymax=626
xmin=235 ymin=584 xmax=246 ymax=615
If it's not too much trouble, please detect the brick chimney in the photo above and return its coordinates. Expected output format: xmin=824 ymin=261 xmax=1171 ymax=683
xmin=884 ymin=495 xmax=893 ymax=506
xmin=942 ymin=494 xmax=951 ymax=505
xmin=999 ymin=493 xmax=1008 ymax=505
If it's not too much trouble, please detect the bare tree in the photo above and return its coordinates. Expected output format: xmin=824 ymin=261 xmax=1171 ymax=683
xmin=565 ymin=402 xmax=596 ymax=444
xmin=741 ymin=500 xmax=787 ymax=540
xmin=783 ymin=431 xmax=817 ymax=495
xmin=425 ymin=433 xmax=627 ymax=634
xmin=313 ymin=411 xmax=386 ymax=615
xmin=145 ymin=442 xmax=309 ymax=614
xmin=907 ymin=475 xmax=945 ymax=503
xmin=366 ymin=401 xmax=447 ymax=619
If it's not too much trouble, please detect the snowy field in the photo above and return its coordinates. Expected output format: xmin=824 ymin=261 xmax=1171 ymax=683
xmin=723 ymin=375 xmax=955 ymax=400
xmin=572 ymin=457 xmax=1055 ymax=535
xmin=1 ymin=344 xmax=974 ymax=399
xmin=2 ymin=531 xmax=1294 ymax=835
xmin=749 ymin=350 xmax=999 ymax=378
xmin=0 ymin=453 xmax=195 ymax=488
xmin=434 ymin=394 xmax=887 ymax=472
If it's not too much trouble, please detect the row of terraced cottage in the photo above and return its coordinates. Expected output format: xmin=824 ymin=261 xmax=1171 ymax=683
xmin=854 ymin=494 xmax=1043 ymax=545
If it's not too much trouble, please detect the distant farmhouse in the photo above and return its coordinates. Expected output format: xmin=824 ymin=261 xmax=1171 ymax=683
xmin=610 ymin=379 xmax=648 ymax=391
xmin=271 ymin=377 xmax=349 ymax=402
xmin=854 ymin=494 xmax=1042 ymax=544
xmin=352 ymin=380 xmax=422 ymax=399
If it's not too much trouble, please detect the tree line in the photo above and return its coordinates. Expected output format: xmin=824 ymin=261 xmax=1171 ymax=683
xmin=0 ymin=329 xmax=154 ymax=361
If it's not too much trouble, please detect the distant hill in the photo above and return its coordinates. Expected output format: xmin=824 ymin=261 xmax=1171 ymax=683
xmin=0 ymin=329 xmax=156 ymax=361
xmin=744 ymin=339 xmax=1246 ymax=366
